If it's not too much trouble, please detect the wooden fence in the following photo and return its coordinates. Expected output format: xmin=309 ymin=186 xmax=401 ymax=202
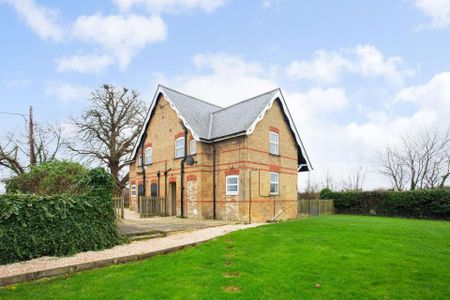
xmin=139 ymin=196 xmax=168 ymax=218
xmin=298 ymin=199 xmax=334 ymax=216
xmin=113 ymin=197 xmax=125 ymax=219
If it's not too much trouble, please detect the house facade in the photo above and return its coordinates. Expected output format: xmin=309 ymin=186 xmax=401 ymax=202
xmin=128 ymin=85 xmax=311 ymax=223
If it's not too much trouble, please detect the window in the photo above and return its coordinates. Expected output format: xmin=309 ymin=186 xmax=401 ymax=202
xmin=226 ymin=175 xmax=239 ymax=195
xmin=270 ymin=172 xmax=279 ymax=194
xmin=150 ymin=183 xmax=157 ymax=197
xmin=131 ymin=184 xmax=136 ymax=197
xmin=137 ymin=154 xmax=143 ymax=166
xmin=190 ymin=139 xmax=196 ymax=155
xmin=269 ymin=132 xmax=279 ymax=155
xmin=175 ymin=137 xmax=185 ymax=158
xmin=145 ymin=147 xmax=152 ymax=165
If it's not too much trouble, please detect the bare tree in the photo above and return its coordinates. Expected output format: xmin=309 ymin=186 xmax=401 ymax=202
xmin=341 ymin=166 xmax=366 ymax=191
xmin=68 ymin=84 xmax=147 ymax=188
xmin=322 ymin=170 xmax=335 ymax=190
xmin=379 ymin=128 xmax=450 ymax=190
xmin=0 ymin=123 xmax=63 ymax=176
xmin=379 ymin=146 xmax=406 ymax=191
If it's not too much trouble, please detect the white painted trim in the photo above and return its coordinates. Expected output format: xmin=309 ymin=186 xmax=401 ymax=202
xmin=226 ymin=175 xmax=239 ymax=196
xmin=245 ymin=89 xmax=312 ymax=171
xmin=130 ymin=85 xmax=201 ymax=160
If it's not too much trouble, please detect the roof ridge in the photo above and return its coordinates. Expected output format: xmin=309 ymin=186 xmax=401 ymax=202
xmin=212 ymin=88 xmax=280 ymax=114
xmin=159 ymin=85 xmax=223 ymax=109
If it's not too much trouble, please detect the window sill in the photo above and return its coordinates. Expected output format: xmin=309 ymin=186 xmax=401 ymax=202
xmin=269 ymin=153 xmax=280 ymax=157
xmin=226 ymin=193 xmax=239 ymax=196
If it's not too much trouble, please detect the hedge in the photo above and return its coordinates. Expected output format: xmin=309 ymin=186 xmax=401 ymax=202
xmin=321 ymin=189 xmax=450 ymax=220
xmin=0 ymin=168 xmax=122 ymax=264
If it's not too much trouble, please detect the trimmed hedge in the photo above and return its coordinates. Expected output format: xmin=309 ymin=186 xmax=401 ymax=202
xmin=0 ymin=168 xmax=122 ymax=264
xmin=321 ymin=189 xmax=450 ymax=220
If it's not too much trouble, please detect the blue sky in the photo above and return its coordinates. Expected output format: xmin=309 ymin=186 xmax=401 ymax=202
xmin=1 ymin=0 xmax=450 ymax=189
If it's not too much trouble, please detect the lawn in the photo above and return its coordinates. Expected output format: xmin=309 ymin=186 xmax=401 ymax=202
xmin=1 ymin=215 xmax=449 ymax=299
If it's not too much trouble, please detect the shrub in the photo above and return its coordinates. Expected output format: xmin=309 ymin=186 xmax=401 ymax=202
xmin=319 ymin=188 xmax=333 ymax=199
xmin=324 ymin=189 xmax=450 ymax=220
xmin=4 ymin=161 xmax=87 ymax=195
xmin=0 ymin=168 xmax=122 ymax=264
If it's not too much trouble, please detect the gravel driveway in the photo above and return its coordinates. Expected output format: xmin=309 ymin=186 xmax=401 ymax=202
xmin=0 ymin=223 xmax=263 ymax=286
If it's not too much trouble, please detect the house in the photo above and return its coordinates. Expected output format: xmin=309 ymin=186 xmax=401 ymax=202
xmin=128 ymin=85 xmax=312 ymax=223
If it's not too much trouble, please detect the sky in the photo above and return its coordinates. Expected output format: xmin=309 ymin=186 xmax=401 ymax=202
xmin=1 ymin=0 xmax=450 ymax=190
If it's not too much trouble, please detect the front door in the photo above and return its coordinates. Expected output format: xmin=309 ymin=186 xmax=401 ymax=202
xmin=137 ymin=184 xmax=144 ymax=212
xmin=171 ymin=183 xmax=176 ymax=216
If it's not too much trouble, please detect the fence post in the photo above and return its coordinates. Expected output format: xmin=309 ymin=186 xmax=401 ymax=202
xmin=121 ymin=197 xmax=124 ymax=219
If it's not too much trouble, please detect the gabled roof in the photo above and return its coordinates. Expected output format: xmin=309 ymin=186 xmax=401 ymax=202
xmin=131 ymin=85 xmax=312 ymax=171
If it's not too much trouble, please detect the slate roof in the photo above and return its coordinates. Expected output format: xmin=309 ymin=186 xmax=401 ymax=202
xmin=131 ymin=85 xmax=312 ymax=171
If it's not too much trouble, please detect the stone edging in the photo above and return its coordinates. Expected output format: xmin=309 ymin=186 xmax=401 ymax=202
xmin=0 ymin=240 xmax=206 ymax=287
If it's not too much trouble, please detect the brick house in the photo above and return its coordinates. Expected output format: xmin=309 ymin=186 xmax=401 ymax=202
xmin=127 ymin=85 xmax=312 ymax=223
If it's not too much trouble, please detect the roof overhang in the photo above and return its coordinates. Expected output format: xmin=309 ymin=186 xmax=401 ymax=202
xmin=130 ymin=85 xmax=312 ymax=172
xmin=130 ymin=85 xmax=202 ymax=160
xmin=245 ymin=89 xmax=313 ymax=172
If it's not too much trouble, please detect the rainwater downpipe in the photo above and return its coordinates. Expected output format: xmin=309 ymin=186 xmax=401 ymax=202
xmin=212 ymin=143 xmax=217 ymax=220
xmin=180 ymin=124 xmax=188 ymax=218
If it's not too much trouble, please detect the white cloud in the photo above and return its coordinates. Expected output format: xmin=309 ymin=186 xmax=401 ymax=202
xmin=1 ymin=0 xmax=64 ymax=41
xmin=72 ymin=14 xmax=167 ymax=69
xmin=157 ymin=51 xmax=450 ymax=190
xmin=286 ymin=45 xmax=413 ymax=85
xmin=415 ymin=0 xmax=450 ymax=29
xmin=113 ymin=0 xmax=228 ymax=13
xmin=56 ymin=54 xmax=114 ymax=73
xmin=45 ymin=82 xmax=91 ymax=105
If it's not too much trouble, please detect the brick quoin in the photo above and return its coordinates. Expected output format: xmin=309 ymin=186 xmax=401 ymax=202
xmin=224 ymin=169 xmax=240 ymax=176
xmin=269 ymin=126 xmax=280 ymax=134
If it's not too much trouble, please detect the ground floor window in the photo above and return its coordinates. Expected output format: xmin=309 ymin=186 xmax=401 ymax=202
xmin=131 ymin=184 xmax=136 ymax=197
xmin=270 ymin=172 xmax=279 ymax=194
xmin=226 ymin=175 xmax=239 ymax=195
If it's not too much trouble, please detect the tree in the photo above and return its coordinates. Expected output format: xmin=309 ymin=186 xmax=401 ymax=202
xmin=341 ymin=166 xmax=366 ymax=191
xmin=0 ymin=122 xmax=62 ymax=176
xmin=379 ymin=128 xmax=450 ymax=190
xmin=68 ymin=84 xmax=147 ymax=189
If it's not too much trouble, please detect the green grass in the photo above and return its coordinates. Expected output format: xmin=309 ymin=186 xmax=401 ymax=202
xmin=1 ymin=215 xmax=449 ymax=299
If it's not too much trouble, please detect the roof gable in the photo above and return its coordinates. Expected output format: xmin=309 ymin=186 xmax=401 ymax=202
xmin=130 ymin=85 xmax=312 ymax=171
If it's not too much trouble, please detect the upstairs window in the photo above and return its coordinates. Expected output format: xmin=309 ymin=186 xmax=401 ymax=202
xmin=145 ymin=147 xmax=153 ymax=165
xmin=269 ymin=132 xmax=279 ymax=155
xmin=137 ymin=154 xmax=143 ymax=166
xmin=190 ymin=139 xmax=196 ymax=155
xmin=131 ymin=184 xmax=136 ymax=197
xmin=270 ymin=172 xmax=279 ymax=195
xmin=226 ymin=175 xmax=239 ymax=195
xmin=175 ymin=137 xmax=185 ymax=158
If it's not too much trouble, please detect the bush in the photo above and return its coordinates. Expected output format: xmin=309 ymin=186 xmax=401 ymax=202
xmin=4 ymin=161 xmax=87 ymax=195
xmin=323 ymin=189 xmax=450 ymax=220
xmin=319 ymin=188 xmax=333 ymax=200
xmin=0 ymin=168 xmax=122 ymax=264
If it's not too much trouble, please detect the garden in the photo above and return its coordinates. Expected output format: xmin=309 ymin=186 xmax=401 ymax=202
xmin=0 ymin=215 xmax=449 ymax=299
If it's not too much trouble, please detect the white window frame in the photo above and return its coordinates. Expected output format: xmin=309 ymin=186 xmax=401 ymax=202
xmin=226 ymin=175 xmax=239 ymax=196
xmin=190 ymin=139 xmax=196 ymax=155
xmin=131 ymin=184 xmax=137 ymax=197
xmin=145 ymin=147 xmax=152 ymax=165
xmin=175 ymin=137 xmax=185 ymax=158
xmin=269 ymin=132 xmax=279 ymax=155
xmin=137 ymin=154 xmax=143 ymax=167
xmin=270 ymin=172 xmax=279 ymax=195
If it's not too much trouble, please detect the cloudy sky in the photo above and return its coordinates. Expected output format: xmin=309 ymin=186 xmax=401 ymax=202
xmin=1 ymin=0 xmax=450 ymax=190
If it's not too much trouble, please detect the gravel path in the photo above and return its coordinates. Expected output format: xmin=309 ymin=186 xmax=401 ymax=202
xmin=0 ymin=223 xmax=262 ymax=281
